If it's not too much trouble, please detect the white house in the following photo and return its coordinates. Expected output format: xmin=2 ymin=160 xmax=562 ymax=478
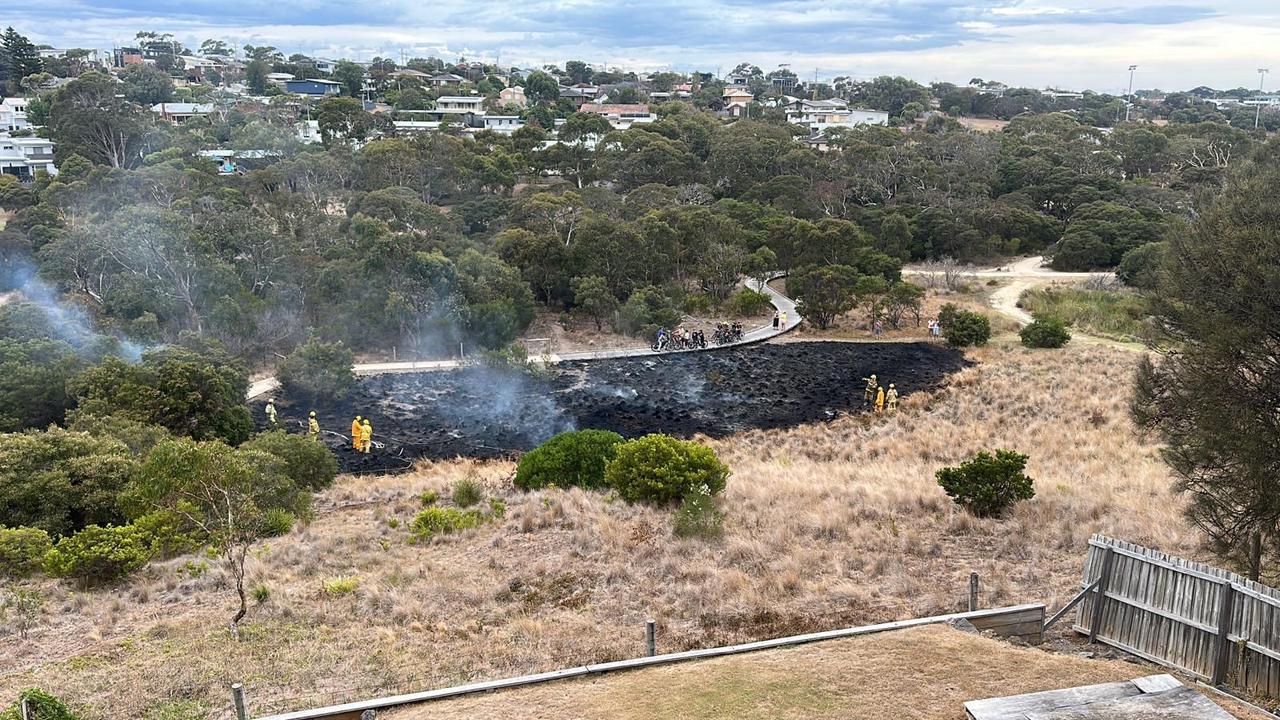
xmin=786 ymin=99 xmax=889 ymax=132
xmin=0 ymin=98 xmax=30 ymax=131
xmin=481 ymin=115 xmax=524 ymax=134
xmin=578 ymin=103 xmax=655 ymax=130
xmin=435 ymin=96 xmax=486 ymax=113
xmin=0 ymin=134 xmax=57 ymax=180
xmin=150 ymin=102 xmax=214 ymax=124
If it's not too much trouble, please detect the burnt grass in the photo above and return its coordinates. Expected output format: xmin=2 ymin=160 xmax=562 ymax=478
xmin=264 ymin=342 xmax=970 ymax=473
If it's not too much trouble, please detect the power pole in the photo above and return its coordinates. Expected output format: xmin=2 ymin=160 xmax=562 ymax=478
xmin=1256 ymin=68 xmax=1269 ymax=130
xmin=1124 ymin=64 xmax=1137 ymax=122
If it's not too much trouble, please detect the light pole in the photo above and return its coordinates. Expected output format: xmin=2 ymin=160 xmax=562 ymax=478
xmin=1124 ymin=64 xmax=1137 ymax=122
xmin=1255 ymin=68 xmax=1269 ymax=130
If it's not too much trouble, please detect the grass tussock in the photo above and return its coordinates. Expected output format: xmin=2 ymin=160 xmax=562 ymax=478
xmin=0 ymin=344 xmax=1201 ymax=718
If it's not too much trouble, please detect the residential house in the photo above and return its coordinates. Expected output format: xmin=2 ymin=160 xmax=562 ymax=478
xmin=428 ymin=73 xmax=466 ymax=89
xmin=269 ymin=72 xmax=298 ymax=83
xmin=722 ymin=87 xmax=754 ymax=118
xmin=0 ymin=134 xmax=57 ymax=180
xmin=178 ymin=55 xmax=224 ymax=82
xmin=390 ymin=68 xmax=432 ymax=82
xmin=560 ymin=85 xmax=598 ymax=108
xmin=431 ymin=96 xmax=487 ymax=127
xmin=150 ymin=102 xmax=215 ymax=124
xmin=771 ymin=75 xmax=798 ymax=92
xmin=1042 ymin=88 xmax=1084 ymax=101
xmin=497 ymin=85 xmax=527 ymax=108
xmin=578 ymin=103 xmax=654 ymax=130
xmin=725 ymin=72 xmax=750 ymax=87
xmin=785 ymin=98 xmax=889 ymax=132
xmin=0 ymin=98 xmax=30 ymax=132
xmin=284 ymin=78 xmax=343 ymax=97
xmin=112 ymin=47 xmax=144 ymax=67
xmin=482 ymin=115 xmax=524 ymax=134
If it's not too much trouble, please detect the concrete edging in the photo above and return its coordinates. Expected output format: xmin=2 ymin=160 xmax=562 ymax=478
xmin=252 ymin=603 xmax=1045 ymax=720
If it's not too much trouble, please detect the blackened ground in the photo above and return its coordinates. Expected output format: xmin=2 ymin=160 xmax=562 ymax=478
xmin=261 ymin=342 xmax=969 ymax=473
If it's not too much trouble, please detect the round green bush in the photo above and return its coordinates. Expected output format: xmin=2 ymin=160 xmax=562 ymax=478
xmin=259 ymin=508 xmax=295 ymax=538
xmin=42 ymin=524 xmax=151 ymax=585
xmin=1019 ymin=317 xmax=1072 ymax=348
xmin=0 ymin=526 xmax=53 ymax=578
xmin=515 ymin=429 xmax=625 ymax=491
xmin=242 ymin=430 xmax=340 ymax=491
xmin=728 ymin=289 xmax=771 ymax=317
xmin=936 ymin=449 xmax=1035 ymax=518
xmin=277 ymin=337 xmax=357 ymax=403
xmin=943 ymin=309 xmax=991 ymax=347
xmin=0 ymin=689 xmax=81 ymax=720
xmin=410 ymin=507 xmax=484 ymax=540
xmin=604 ymin=434 xmax=730 ymax=503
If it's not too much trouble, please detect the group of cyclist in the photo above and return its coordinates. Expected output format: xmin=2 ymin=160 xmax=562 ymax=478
xmin=653 ymin=322 xmax=744 ymax=351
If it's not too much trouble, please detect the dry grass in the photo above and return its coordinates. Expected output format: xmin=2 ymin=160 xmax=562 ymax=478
xmin=0 ymin=343 xmax=1205 ymax=718
xmin=386 ymin=624 xmax=1265 ymax=720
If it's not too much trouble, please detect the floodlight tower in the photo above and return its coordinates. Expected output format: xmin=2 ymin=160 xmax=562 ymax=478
xmin=1256 ymin=68 xmax=1270 ymax=129
xmin=1125 ymin=64 xmax=1138 ymax=122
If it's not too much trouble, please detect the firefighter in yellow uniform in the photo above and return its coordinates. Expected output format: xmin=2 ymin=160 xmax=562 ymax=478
xmin=874 ymin=385 xmax=885 ymax=414
xmin=307 ymin=411 xmax=320 ymax=441
xmin=265 ymin=399 xmax=278 ymax=427
xmin=351 ymin=416 xmax=362 ymax=450
xmin=886 ymin=384 xmax=899 ymax=414
xmin=863 ymin=374 xmax=878 ymax=403
xmin=360 ymin=418 xmax=373 ymax=453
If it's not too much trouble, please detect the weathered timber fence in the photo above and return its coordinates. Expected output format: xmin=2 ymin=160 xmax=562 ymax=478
xmin=1073 ymin=534 xmax=1280 ymax=697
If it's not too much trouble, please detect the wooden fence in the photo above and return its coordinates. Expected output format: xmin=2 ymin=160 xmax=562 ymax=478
xmin=1074 ymin=534 xmax=1280 ymax=698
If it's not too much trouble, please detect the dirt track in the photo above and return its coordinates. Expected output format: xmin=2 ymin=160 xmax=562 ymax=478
xmin=264 ymin=342 xmax=968 ymax=473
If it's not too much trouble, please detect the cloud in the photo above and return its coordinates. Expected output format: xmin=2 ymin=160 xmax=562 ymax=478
xmin=9 ymin=0 xmax=1275 ymax=89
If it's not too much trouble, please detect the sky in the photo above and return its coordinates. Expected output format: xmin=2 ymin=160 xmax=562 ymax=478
xmin=8 ymin=0 xmax=1280 ymax=92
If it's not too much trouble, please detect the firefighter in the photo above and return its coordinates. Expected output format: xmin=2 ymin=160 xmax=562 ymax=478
xmin=874 ymin=385 xmax=885 ymax=414
xmin=265 ymin=399 xmax=278 ymax=427
xmin=886 ymin=384 xmax=899 ymax=414
xmin=863 ymin=374 xmax=878 ymax=403
xmin=307 ymin=411 xmax=320 ymax=441
xmin=351 ymin=416 xmax=362 ymax=450
xmin=360 ymin=418 xmax=373 ymax=453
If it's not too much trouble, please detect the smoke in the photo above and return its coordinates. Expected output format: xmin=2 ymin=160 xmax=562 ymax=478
xmin=0 ymin=259 xmax=146 ymax=362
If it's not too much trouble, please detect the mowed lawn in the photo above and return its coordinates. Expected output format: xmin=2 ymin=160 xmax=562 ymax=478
xmin=384 ymin=625 xmax=1265 ymax=720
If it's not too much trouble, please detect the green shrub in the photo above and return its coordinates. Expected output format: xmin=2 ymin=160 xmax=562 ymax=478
xmin=672 ymin=488 xmax=725 ymax=539
xmin=277 ymin=337 xmax=357 ymax=403
xmin=251 ymin=584 xmax=270 ymax=604
xmin=410 ymin=507 xmax=485 ymax=540
xmin=1 ymin=586 xmax=44 ymax=638
xmin=259 ymin=508 xmax=295 ymax=537
xmin=728 ymin=289 xmax=771 ymax=317
xmin=1019 ymin=317 xmax=1071 ymax=348
xmin=241 ymin=431 xmax=339 ymax=491
xmin=0 ymin=526 xmax=52 ymax=578
xmin=936 ymin=450 xmax=1035 ymax=518
xmin=682 ymin=293 xmax=713 ymax=315
xmin=515 ymin=429 xmax=625 ymax=491
xmin=1116 ymin=242 xmax=1165 ymax=290
xmin=943 ymin=309 xmax=991 ymax=347
xmin=604 ymin=434 xmax=730 ymax=503
xmin=615 ymin=286 xmax=682 ymax=337
xmin=42 ymin=524 xmax=151 ymax=585
xmin=420 ymin=490 xmax=439 ymax=506
xmin=322 ymin=576 xmax=359 ymax=596
xmin=451 ymin=477 xmax=484 ymax=507
xmin=131 ymin=510 xmax=205 ymax=559
xmin=0 ymin=689 xmax=81 ymax=720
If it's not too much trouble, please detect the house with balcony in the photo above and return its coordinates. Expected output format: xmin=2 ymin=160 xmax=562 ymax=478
xmin=151 ymin=102 xmax=215 ymax=124
xmin=785 ymin=98 xmax=889 ymax=132
xmin=428 ymin=96 xmax=487 ymax=127
xmin=283 ymin=78 xmax=343 ymax=97
xmin=481 ymin=115 xmax=524 ymax=134
xmin=722 ymin=87 xmax=754 ymax=118
xmin=0 ymin=98 xmax=31 ymax=132
xmin=0 ymin=135 xmax=57 ymax=180
xmin=578 ymin=103 xmax=654 ymax=130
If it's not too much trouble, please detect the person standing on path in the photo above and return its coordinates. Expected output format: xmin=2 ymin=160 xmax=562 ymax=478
xmin=781 ymin=310 xmax=788 ymax=327
xmin=772 ymin=310 xmax=780 ymax=329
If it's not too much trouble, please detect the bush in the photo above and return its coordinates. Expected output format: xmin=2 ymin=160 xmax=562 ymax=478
xmin=515 ymin=429 xmax=625 ymax=491
xmin=451 ymin=477 xmax=483 ymax=507
xmin=1019 ymin=317 xmax=1072 ymax=348
xmin=0 ymin=527 xmax=52 ymax=578
xmin=419 ymin=490 xmax=439 ymax=506
xmin=42 ymin=524 xmax=151 ymax=585
xmin=131 ymin=510 xmax=205 ymax=559
xmin=259 ymin=508 xmax=295 ymax=537
xmin=277 ymin=337 xmax=357 ymax=403
xmin=727 ymin=288 xmax=771 ymax=317
xmin=604 ymin=434 xmax=730 ymax=503
xmin=943 ymin=309 xmax=991 ymax=347
xmin=322 ymin=576 xmax=359 ymax=596
xmin=252 ymin=584 xmax=270 ymax=604
xmin=241 ymin=431 xmax=339 ymax=491
xmin=410 ymin=507 xmax=485 ymax=540
xmin=615 ymin=286 xmax=682 ymax=337
xmin=936 ymin=449 xmax=1035 ymax=517
xmin=0 ymin=427 xmax=136 ymax=537
xmin=672 ymin=487 xmax=725 ymax=539
xmin=1116 ymin=242 xmax=1166 ymax=290
xmin=0 ymin=689 xmax=81 ymax=720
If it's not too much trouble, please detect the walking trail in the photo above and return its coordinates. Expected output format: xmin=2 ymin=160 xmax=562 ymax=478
xmin=246 ymin=277 xmax=801 ymax=399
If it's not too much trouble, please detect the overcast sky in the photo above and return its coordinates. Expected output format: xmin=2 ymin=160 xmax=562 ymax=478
xmin=12 ymin=0 xmax=1280 ymax=92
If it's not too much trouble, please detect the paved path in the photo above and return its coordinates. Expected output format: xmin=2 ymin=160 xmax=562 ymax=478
xmin=247 ymin=277 xmax=801 ymax=399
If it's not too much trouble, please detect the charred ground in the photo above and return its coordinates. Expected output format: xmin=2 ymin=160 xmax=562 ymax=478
xmin=265 ymin=341 xmax=969 ymax=472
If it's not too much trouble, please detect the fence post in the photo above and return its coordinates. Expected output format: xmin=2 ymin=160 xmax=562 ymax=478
xmin=645 ymin=619 xmax=657 ymax=657
xmin=1088 ymin=546 xmax=1116 ymax=643
xmin=1211 ymin=581 xmax=1236 ymax=685
xmin=968 ymin=572 xmax=980 ymax=612
xmin=232 ymin=683 xmax=248 ymax=720
xmin=19 ymin=698 xmax=28 ymax=720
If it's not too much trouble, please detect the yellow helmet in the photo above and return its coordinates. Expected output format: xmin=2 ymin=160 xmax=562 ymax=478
xmin=870 ymin=374 xmax=877 ymax=379
xmin=309 ymin=411 xmax=316 ymax=417
xmin=355 ymin=415 xmax=361 ymax=421
xmin=889 ymin=383 xmax=895 ymax=388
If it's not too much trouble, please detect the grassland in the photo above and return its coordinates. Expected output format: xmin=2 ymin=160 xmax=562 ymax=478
xmin=0 ymin=343 xmax=1205 ymax=718
xmin=1019 ymin=285 xmax=1151 ymax=342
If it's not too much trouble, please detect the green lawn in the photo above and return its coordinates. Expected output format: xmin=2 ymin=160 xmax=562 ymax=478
xmin=1019 ymin=286 xmax=1151 ymax=342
